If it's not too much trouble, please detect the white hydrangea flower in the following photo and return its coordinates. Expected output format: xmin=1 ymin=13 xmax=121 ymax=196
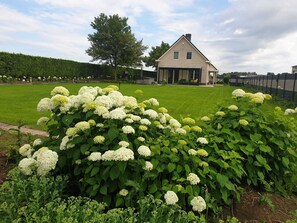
xmin=232 ymin=89 xmax=246 ymax=97
xmin=122 ymin=126 xmax=135 ymax=134
xmin=75 ymin=121 xmax=90 ymax=131
xmin=175 ymin=128 xmax=187 ymax=135
xmin=197 ymin=137 xmax=208 ymax=144
xmin=33 ymin=139 xmax=42 ymax=147
xmin=137 ymin=145 xmax=151 ymax=157
xmin=78 ymin=86 xmax=98 ymax=97
xmin=190 ymin=196 xmax=206 ymax=212
xmin=169 ymin=119 xmax=181 ymax=128
xmin=143 ymin=161 xmax=153 ymax=171
xmin=79 ymin=93 xmax=95 ymax=104
xmin=125 ymin=118 xmax=134 ymax=123
xmin=188 ymin=149 xmax=197 ymax=155
xmin=284 ymin=109 xmax=295 ymax=115
xmin=51 ymin=86 xmax=69 ymax=96
xmin=108 ymin=91 xmax=124 ymax=107
xmin=131 ymin=115 xmax=141 ymax=121
xmin=18 ymin=158 xmax=37 ymax=175
xmin=123 ymin=96 xmax=138 ymax=109
xmin=187 ymin=173 xmax=200 ymax=185
xmin=93 ymin=136 xmax=105 ymax=144
xmin=66 ymin=127 xmax=79 ymax=138
xmin=37 ymin=98 xmax=51 ymax=112
xmin=114 ymin=147 xmax=134 ymax=161
xmin=119 ymin=189 xmax=129 ymax=196
xmin=88 ymin=152 xmax=102 ymax=161
xmin=94 ymin=106 xmax=109 ymax=116
xmin=201 ymin=116 xmax=210 ymax=121
xmin=119 ymin=141 xmax=129 ymax=148
xmin=159 ymin=114 xmax=167 ymax=124
xmin=19 ymin=144 xmax=33 ymax=157
xmin=137 ymin=137 xmax=145 ymax=142
xmin=102 ymin=148 xmax=134 ymax=161
xmin=143 ymin=109 xmax=158 ymax=119
xmin=34 ymin=147 xmax=58 ymax=176
xmin=147 ymin=98 xmax=159 ymax=106
xmin=37 ymin=117 xmax=49 ymax=126
xmin=109 ymin=108 xmax=126 ymax=120
xmin=164 ymin=191 xmax=179 ymax=205
xmin=228 ymin=105 xmax=238 ymax=111
xmin=140 ymin=118 xmax=151 ymax=125
xmin=94 ymin=95 xmax=113 ymax=109
xmin=60 ymin=136 xmax=75 ymax=150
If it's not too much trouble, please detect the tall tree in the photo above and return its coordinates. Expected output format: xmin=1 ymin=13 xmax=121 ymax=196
xmin=86 ymin=13 xmax=147 ymax=80
xmin=144 ymin=41 xmax=170 ymax=69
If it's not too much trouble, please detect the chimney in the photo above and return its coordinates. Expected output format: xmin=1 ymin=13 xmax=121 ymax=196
xmin=185 ymin=33 xmax=191 ymax=42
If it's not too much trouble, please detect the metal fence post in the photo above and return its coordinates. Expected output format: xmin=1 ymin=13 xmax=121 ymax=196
xmin=283 ymin=73 xmax=287 ymax=99
xmin=293 ymin=73 xmax=297 ymax=102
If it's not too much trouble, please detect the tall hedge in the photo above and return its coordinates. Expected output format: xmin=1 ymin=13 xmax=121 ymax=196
xmin=0 ymin=52 xmax=156 ymax=80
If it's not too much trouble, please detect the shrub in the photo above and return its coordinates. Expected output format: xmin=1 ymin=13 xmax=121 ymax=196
xmin=197 ymin=90 xmax=297 ymax=194
xmin=22 ymin=85 xmax=208 ymax=213
xmin=29 ymin=195 xmax=204 ymax=223
xmin=0 ymin=168 xmax=68 ymax=222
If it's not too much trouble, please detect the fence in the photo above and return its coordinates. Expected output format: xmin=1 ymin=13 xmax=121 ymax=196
xmin=229 ymin=74 xmax=297 ymax=104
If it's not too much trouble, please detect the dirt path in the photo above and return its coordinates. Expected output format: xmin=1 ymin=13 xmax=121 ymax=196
xmin=0 ymin=122 xmax=48 ymax=137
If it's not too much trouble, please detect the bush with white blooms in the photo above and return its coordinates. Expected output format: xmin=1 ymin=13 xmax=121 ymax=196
xmin=19 ymin=85 xmax=209 ymax=213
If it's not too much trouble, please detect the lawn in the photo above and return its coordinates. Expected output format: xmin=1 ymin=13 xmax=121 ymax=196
xmin=0 ymin=83 xmax=237 ymax=129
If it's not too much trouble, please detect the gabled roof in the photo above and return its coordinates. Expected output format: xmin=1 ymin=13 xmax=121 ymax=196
xmin=157 ymin=34 xmax=218 ymax=71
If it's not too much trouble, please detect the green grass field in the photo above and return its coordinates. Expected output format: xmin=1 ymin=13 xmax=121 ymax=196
xmin=0 ymin=83 xmax=238 ymax=128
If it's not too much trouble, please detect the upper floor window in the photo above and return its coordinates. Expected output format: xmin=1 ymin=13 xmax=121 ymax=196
xmin=186 ymin=52 xmax=192 ymax=59
xmin=174 ymin=51 xmax=179 ymax=59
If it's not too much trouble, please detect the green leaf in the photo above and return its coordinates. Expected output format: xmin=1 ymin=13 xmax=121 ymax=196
xmin=216 ymin=173 xmax=228 ymax=187
xmin=116 ymin=197 xmax=124 ymax=207
xmin=250 ymin=133 xmax=262 ymax=142
xmin=148 ymin=183 xmax=158 ymax=193
xmin=110 ymin=165 xmax=120 ymax=180
xmin=282 ymin=157 xmax=290 ymax=168
xmin=85 ymin=164 xmax=93 ymax=174
xmin=91 ymin=166 xmax=100 ymax=177
xmin=86 ymin=177 xmax=96 ymax=185
xmin=186 ymin=185 xmax=193 ymax=195
xmin=184 ymin=164 xmax=190 ymax=173
xmin=80 ymin=144 xmax=90 ymax=154
xmin=117 ymin=162 xmax=127 ymax=174
xmin=100 ymin=185 xmax=108 ymax=195
xmin=167 ymin=163 xmax=176 ymax=172
xmin=176 ymin=165 xmax=183 ymax=173
xmin=256 ymin=155 xmax=267 ymax=166
xmin=108 ymin=127 xmax=119 ymax=142
xmin=260 ymin=145 xmax=271 ymax=153
xmin=62 ymin=115 xmax=74 ymax=126
xmin=257 ymin=171 xmax=265 ymax=180
xmin=163 ymin=140 xmax=170 ymax=146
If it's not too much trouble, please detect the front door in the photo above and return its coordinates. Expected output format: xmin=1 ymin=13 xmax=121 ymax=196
xmin=174 ymin=69 xmax=179 ymax=84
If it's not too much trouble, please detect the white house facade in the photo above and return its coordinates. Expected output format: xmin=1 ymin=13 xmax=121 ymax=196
xmin=156 ymin=34 xmax=218 ymax=85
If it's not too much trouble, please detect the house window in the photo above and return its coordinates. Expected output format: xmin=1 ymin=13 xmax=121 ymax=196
xmin=173 ymin=51 xmax=179 ymax=59
xmin=186 ymin=52 xmax=192 ymax=59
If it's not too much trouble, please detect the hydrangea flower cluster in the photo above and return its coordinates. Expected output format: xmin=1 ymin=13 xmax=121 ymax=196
xmin=164 ymin=191 xmax=179 ymax=205
xmin=18 ymin=146 xmax=58 ymax=176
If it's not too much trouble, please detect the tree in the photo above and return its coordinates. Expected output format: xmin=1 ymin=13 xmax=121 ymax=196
xmin=86 ymin=13 xmax=147 ymax=80
xmin=144 ymin=41 xmax=170 ymax=69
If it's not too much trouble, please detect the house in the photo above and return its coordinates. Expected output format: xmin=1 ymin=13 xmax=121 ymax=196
xmin=156 ymin=34 xmax=218 ymax=85
xmin=292 ymin=65 xmax=297 ymax=74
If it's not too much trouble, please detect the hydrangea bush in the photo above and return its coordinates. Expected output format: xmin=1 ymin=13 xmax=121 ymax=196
xmin=16 ymin=85 xmax=297 ymax=216
xmin=23 ymin=85 xmax=209 ymax=212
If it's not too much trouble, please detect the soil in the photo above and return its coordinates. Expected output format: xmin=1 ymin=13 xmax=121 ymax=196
xmin=223 ymin=187 xmax=297 ymax=222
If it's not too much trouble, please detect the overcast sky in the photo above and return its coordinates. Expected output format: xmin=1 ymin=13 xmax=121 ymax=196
xmin=1 ymin=0 xmax=296 ymax=74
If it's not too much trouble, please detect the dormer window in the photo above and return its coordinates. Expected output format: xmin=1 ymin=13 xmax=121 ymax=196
xmin=174 ymin=51 xmax=179 ymax=59
xmin=187 ymin=52 xmax=192 ymax=59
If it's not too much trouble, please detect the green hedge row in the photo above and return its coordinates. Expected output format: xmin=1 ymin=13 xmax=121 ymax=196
xmin=0 ymin=52 xmax=156 ymax=80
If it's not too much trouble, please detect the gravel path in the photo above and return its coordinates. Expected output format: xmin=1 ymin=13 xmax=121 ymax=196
xmin=0 ymin=122 xmax=48 ymax=137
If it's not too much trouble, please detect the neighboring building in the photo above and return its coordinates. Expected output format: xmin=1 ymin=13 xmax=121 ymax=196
xmin=156 ymin=34 xmax=218 ymax=85
xmin=292 ymin=65 xmax=297 ymax=74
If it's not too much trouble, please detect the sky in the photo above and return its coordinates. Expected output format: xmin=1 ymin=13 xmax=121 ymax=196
xmin=0 ymin=0 xmax=297 ymax=74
